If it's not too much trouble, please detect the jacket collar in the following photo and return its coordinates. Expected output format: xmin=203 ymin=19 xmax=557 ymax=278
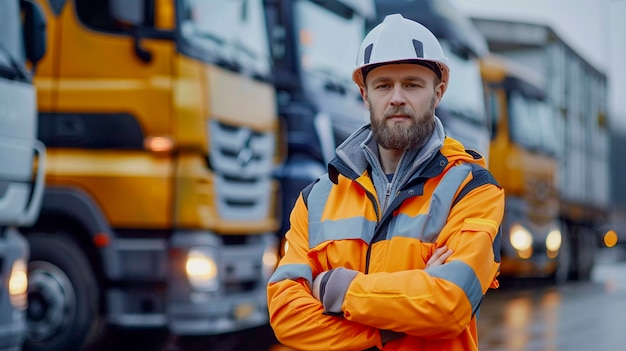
xmin=329 ymin=116 xmax=451 ymax=184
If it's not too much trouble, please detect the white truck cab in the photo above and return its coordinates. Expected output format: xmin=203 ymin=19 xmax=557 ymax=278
xmin=0 ymin=1 xmax=47 ymax=350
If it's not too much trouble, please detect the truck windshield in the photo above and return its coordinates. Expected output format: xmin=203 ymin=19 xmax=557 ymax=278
xmin=0 ymin=1 xmax=27 ymax=80
xmin=178 ymin=0 xmax=271 ymax=80
xmin=439 ymin=41 xmax=486 ymax=127
xmin=294 ymin=0 xmax=364 ymax=84
xmin=509 ymin=92 xmax=558 ymax=155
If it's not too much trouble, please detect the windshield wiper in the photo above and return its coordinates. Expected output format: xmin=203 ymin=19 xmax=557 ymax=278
xmin=0 ymin=43 xmax=29 ymax=81
xmin=192 ymin=31 xmax=243 ymax=72
xmin=193 ymin=27 xmax=271 ymax=81
xmin=309 ymin=66 xmax=350 ymax=96
xmin=230 ymin=41 xmax=273 ymax=81
xmin=195 ymin=31 xmax=227 ymax=47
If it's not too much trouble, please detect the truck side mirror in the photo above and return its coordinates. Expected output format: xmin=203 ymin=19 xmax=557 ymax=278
xmin=21 ymin=0 xmax=47 ymax=66
xmin=109 ymin=0 xmax=152 ymax=63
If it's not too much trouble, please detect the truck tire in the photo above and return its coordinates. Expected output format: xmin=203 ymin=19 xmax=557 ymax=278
xmin=23 ymin=233 xmax=102 ymax=351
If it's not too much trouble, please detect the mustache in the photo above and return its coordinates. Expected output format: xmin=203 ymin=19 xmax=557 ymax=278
xmin=383 ymin=106 xmax=415 ymax=119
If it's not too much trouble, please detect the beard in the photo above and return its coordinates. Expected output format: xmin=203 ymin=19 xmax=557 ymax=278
xmin=370 ymin=96 xmax=437 ymax=151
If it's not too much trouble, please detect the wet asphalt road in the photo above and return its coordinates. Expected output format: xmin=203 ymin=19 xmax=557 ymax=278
xmin=478 ymin=246 xmax=626 ymax=351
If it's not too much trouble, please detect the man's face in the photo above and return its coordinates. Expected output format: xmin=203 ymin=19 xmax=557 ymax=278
xmin=360 ymin=63 xmax=444 ymax=151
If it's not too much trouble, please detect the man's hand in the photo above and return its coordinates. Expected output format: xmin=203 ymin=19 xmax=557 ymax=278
xmin=312 ymin=270 xmax=329 ymax=300
xmin=426 ymin=246 xmax=453 ymax=268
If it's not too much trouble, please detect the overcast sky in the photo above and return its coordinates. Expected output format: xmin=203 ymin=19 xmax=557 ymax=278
xmin=449 ymin=0 xmax=626 ymax=130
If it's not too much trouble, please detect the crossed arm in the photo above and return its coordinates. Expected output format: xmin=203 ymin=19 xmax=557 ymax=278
xmin=312 ymin=246 xmax=453 ymax=300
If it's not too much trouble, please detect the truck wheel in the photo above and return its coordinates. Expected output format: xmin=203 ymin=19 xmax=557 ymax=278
xmin=23 ymin=234 xmax=101 ymax=351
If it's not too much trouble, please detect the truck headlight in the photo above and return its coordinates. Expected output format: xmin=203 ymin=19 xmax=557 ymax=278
xmin=9 ymin=259 xmax=28 ymax=309
xmin=510 ymin=224 xmax=533 ymax=251
xmin=186 ymin=248 xmax=219 ymax=292
xmin=545 ymin=228 xmax=562 ymax=252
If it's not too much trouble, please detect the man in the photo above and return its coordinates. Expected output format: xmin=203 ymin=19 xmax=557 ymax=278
xmin=267 ymin=14 xmax=504 ymax=351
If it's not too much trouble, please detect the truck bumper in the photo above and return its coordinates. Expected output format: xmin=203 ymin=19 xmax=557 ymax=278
xmin=0 ymin=321 xmax=25 ymax=351
xmin=168 ymin=291 xmax=268 ymax=335
xmin=104 ymin=230 xmax=277 ymax=335
xmin=0 ymin=228 xmax=28 ymax=351
xmin=500 ymin=197 xmax=562 ymax=278
xmin=500 ymin=255 xmax=558 ymax=277
xmin=167 ymin=231 xmax=277 ymax=336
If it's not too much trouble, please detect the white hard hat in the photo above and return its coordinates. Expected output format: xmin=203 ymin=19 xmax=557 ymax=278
xmin=353 ymin=14 xmax=450 ymax=92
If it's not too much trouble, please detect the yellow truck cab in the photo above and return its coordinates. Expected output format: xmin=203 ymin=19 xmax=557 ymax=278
xmin=0 ymin=1 xmax=47 ymax=350
xmin=28 ymin=0 xmax=279 ymax=350
xmin=481 ymin=55 xmax=566 ymax=282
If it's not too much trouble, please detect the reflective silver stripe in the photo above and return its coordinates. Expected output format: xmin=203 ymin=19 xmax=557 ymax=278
xmin=309 ymin=217 xmax=377 ymax=248
xmin=269 ymin=263 xmax=313 ymax=286
xmin=307 ymin=177 xmax=333 ymax=224
xmin=307 ymin=177 xmax=376 ymax=248
xmin=307 ymin=177 xmax=332 ymax=249
xmin=389 ymin=164 xmax=472 ymax=242
xmin=425 ymin=260 xmax=483 ymax=314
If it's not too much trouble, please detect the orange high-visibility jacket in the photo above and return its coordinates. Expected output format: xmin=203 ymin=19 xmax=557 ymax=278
xmin=268 ymin=122 xmax=504 ymax=351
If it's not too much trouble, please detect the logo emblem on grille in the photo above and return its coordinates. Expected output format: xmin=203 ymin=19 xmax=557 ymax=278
xmin=236 ymin=129 xmax=254 ymax=169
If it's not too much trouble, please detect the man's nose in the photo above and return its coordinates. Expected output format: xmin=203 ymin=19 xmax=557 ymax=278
xmin=390 ymin=85 xmax=407 ymax=106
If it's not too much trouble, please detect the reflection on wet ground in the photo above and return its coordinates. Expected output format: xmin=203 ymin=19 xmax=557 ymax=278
xmin=478 ymin=247 xmax=626 ymax=351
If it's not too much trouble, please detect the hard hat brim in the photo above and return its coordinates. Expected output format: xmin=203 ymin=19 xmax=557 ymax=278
xmin=353 ymin=59 xmax=450 ymax=91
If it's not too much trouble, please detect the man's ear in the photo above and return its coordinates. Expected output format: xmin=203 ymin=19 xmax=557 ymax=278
xmin=433 ymin=82 xmax=445 ymax=108
xmin=359 ymin=85 xmax=370 ymax=110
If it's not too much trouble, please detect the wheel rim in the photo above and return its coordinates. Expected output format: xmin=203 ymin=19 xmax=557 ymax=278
xmin=27 ymin=261 xmax=77 ymax=342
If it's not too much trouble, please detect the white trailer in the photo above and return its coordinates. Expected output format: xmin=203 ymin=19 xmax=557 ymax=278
xmin=472 ymin=18 xmax=610 ymax=280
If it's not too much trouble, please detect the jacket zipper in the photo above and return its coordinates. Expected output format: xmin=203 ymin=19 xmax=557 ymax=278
xmin=360 ymin=181 xmax=382 ymax=275
xmin=382 ymin=182 xmax=392 ymax=213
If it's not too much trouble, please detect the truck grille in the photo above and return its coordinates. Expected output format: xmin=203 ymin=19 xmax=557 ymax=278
xmin=208 ymin=120 xmax=275 ymax=221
